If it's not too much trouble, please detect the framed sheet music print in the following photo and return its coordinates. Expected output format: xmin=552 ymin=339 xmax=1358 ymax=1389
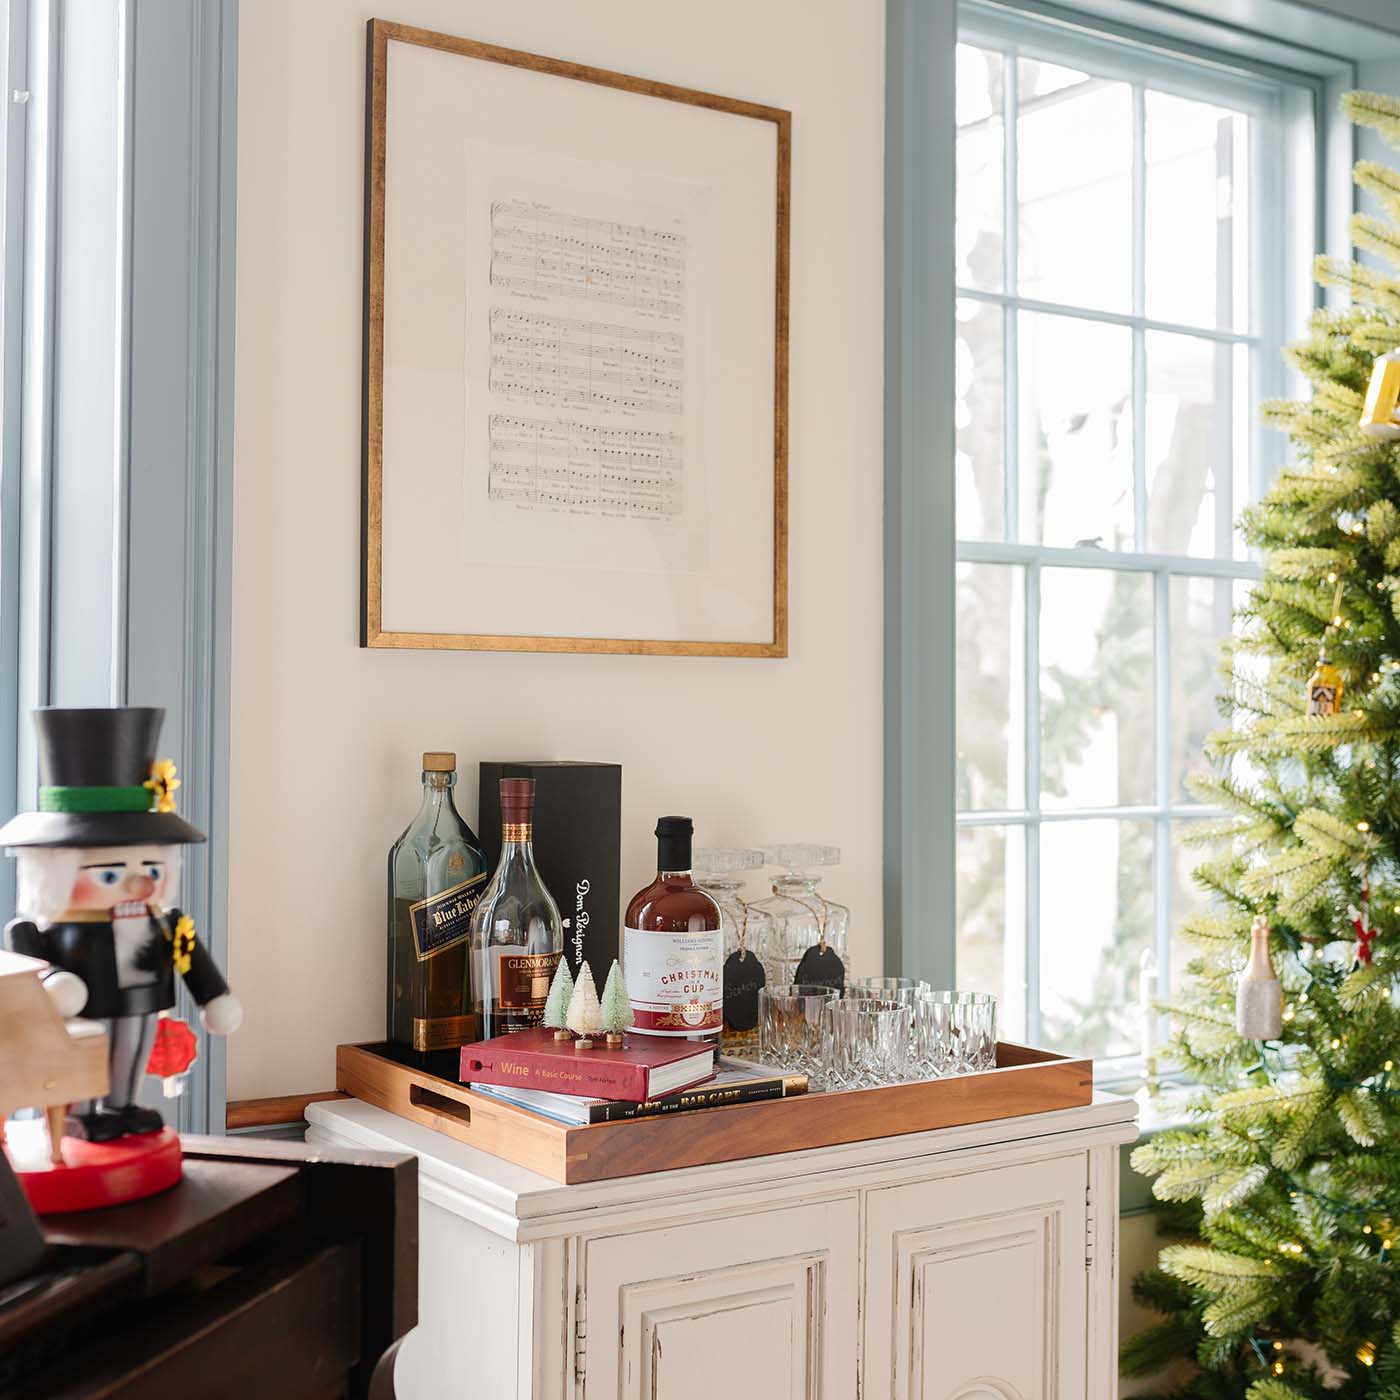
xmin=362 ymin=20 xmax=791 ymax=656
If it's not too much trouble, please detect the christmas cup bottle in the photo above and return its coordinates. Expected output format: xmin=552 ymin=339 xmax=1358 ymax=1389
xmin=623 ymin=817 xmax=723 ymax=1038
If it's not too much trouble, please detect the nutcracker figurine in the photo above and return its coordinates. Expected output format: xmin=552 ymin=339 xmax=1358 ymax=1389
xmin=0 ymin=708 xmax=240 ymax=1155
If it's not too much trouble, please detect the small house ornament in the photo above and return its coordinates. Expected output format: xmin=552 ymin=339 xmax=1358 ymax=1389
xmin=1307 ymin=648 xmax=1344 ymax=718
xmin=1236 ymin=913 xmax=1283 ymax=1041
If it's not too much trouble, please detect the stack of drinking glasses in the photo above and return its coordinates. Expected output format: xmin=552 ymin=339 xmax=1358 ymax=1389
xmin=756 ymin=977 xmax=998 ymax=1090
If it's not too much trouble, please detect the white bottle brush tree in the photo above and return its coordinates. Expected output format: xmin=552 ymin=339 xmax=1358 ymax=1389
xmin=566 ymin=962 xmax=603 ymax=1046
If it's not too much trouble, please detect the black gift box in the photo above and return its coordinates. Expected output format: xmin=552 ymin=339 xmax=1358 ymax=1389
xmin=478 ymin=761 xmax=622 ymax=982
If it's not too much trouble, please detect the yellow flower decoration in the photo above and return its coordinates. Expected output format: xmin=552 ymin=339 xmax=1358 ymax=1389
xmin=144 ymin=758 xmax=181 ymax=814
xmin=171 ymin=915 xmax=196 ymax=975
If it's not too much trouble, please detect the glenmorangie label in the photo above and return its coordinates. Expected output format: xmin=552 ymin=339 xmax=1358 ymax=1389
xmin=409 ymin=873 xmax=487 ymax=961
xmin=494 ymin=949 xmax=561 ymax=1023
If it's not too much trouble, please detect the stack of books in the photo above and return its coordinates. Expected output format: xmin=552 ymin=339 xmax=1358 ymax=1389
xmin=459 ymin=1028 xmax=807 ymax=1125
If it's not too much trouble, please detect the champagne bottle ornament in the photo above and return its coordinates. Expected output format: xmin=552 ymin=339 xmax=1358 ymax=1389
xmin=1236 ymin=913 xmax=1283 ymax=1040
xmin=599 ymin=959 xmax=633 ymax=1046
xmin=566 ymin=961 xmax=603 ymax=1048
xmin=543 ymin=958 xmax=575 ymax=1041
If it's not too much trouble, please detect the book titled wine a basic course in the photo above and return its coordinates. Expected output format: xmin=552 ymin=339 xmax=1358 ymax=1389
xmin=459 ymin=1027 xmax=716 ymax=1103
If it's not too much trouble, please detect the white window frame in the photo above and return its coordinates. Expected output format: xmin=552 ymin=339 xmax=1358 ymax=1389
xmin=953 ymin=2 xmax=1321 ymax=1073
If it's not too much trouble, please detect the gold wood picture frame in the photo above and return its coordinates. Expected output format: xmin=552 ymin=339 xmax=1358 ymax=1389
xmin=362 ymin=20 xmax=790 ymax=657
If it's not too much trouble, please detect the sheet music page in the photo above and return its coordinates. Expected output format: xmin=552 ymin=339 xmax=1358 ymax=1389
xmin=462 ymin=143 xmax=714 ymax=574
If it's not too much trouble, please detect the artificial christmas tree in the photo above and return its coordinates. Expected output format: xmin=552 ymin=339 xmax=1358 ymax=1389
xmin=1124 ymin=91 xmax=1400 ymax=1395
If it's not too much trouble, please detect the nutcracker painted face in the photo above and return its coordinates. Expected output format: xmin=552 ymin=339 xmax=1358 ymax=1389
xmin=71 ymin=846 xmax=176 ymax=913
xmin=14 ymin=844 xmax=181 ymax=926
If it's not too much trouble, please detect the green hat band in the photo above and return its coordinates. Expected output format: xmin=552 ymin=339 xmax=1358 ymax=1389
xmin=39 ymin=785 xmax=154 ymax=814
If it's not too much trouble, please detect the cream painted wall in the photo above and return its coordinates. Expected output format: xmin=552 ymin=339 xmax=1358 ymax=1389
xmin=229 ymin=0 xmax=886 ymax=1097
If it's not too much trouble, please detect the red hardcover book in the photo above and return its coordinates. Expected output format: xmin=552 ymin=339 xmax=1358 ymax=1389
xmin=459 ymin=1028 xmax=715 ymax=1103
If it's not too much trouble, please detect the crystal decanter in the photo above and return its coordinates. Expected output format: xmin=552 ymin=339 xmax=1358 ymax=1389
xmin=695 ymin=847 xmax=773 ymax=1055
xmin=752 ymin=845 xmax=850 ymax=994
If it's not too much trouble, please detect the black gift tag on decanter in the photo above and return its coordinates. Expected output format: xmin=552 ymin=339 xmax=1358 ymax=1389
xmin=723 ymin=949 xmax=765 ymax=1032
xmin=795 ymin=943 xmax=845 ymax=994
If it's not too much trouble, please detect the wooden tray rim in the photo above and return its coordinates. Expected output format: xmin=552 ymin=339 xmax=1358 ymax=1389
xmin=336 ymin=1038 xmax=1093 ymax=1186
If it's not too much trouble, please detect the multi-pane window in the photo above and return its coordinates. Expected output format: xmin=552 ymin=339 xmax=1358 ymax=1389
xmin=953 ymin=7 xmax=1313 ymax=1065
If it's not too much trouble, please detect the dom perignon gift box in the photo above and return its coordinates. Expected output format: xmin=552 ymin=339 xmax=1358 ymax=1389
xmin=479 ymin=761 xmax=621 ymax=981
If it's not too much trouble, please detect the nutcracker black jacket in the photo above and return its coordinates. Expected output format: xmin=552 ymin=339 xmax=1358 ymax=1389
xmin=4 ymin=911 xmax=228 ymax=1019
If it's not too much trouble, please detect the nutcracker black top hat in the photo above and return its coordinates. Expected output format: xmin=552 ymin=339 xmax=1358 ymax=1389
xmin=0 ymin=707 xmax=206 ymax=848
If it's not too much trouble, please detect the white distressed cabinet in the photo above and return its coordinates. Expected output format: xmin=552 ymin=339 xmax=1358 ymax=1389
xmin=305 ymin=1093 xmax=1135 ymax=1399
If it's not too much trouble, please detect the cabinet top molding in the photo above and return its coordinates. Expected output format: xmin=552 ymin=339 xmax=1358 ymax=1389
xmin=306 ymin=1094 xmax=1138 ymax=1244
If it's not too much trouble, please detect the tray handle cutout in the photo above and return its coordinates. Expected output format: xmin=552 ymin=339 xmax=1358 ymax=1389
xmin=410 ymin=1083 xmax=472 ymax=1126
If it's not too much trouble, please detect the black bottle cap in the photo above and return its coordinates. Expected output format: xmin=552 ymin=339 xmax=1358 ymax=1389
xmin=656 ymin=815 xmax=693 ymax=872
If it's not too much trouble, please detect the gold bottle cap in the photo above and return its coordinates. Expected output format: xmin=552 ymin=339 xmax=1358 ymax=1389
xmin=422 ymin=751 xmax=456 ymax=772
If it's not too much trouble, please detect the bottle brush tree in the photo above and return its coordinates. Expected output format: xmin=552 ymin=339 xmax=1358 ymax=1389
xmin=1124 ymin=90 xmax=1400 ymax=1396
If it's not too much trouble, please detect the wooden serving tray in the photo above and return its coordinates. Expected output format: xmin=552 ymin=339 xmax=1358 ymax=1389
xmin=336 ymin=1040 xmax=1093 ymax=1185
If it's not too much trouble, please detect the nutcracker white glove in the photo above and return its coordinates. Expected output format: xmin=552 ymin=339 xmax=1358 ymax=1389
xmin=42 ymin=970 xmax=88 ymax=1018
xmin=200 ymin=992 xmax=243 ymax=1035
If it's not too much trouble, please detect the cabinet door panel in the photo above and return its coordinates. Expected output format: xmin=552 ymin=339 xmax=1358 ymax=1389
xmin=582 ymin=1197 xmax=858 ymax=1399
xmin=865 ymin=1155 xmax=1087 ymax=1400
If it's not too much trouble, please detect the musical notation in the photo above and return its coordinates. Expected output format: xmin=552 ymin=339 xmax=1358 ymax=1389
xmin=489 ymin=308 xmax=683 ymax=416
xmin=490 ymin=200 xmax=685 ymax=319
xmin=487 ymin=414 xmax=683 ymax=519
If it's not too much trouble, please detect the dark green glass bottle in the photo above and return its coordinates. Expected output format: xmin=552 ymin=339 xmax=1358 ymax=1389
xmin=387 ymin=752 xmax=488 ymax=1052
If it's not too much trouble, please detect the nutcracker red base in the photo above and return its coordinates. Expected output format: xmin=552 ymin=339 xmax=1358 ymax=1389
xmin=14 ymin=1127 xmax=181 ymax=1214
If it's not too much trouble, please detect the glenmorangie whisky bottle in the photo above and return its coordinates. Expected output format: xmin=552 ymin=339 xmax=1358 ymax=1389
xmin=471 ymin=778 xmax=563 ymax=1037
xmin=387 ymin=752 xmax=488 ymax=1052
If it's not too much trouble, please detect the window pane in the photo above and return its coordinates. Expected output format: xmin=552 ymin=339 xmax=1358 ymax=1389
xmin=1145 ymin=92 xmax=1250 ymax=332
xmin=956 ymin=823 xmax=1027 ymax=1042
xmin=1040 ymin=818 xmax=1154 ymax=1058
xmin=1018 ymin=312 xmax=1134 ymax=548
xmin=1017 ymin=63 xmax=1132 ymax=312
xmin=1234 ymin=343 xmax=1254 ymax=560
xmin=1145 ymin=330 xmax=1236 ymax=557
xmin=955 ymin=298 xmax=1005 ymax=541
xmin=957 ymin=45 xmax=1005 ymax=293
xmin=956 ymin=562 xmax=1023 ymax=811
xmin=1169 ymin=575 xmax=1233 ymax=803
xmin=1170 ymin=818 xmax=1219 ymax=1005
xmin=1040 ymin=567 xmax=1154 ymax=809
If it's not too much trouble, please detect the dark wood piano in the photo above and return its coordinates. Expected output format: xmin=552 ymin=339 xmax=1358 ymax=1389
xmin=0 ymin=1135 xmax=416 ymax=1399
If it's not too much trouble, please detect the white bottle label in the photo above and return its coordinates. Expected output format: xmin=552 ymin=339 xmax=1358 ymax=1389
xmin=624 ymin=925 xmax=723 ymax=1036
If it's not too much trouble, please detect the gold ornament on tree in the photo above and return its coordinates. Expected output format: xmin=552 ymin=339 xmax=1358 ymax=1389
xmin=1361 ymin=349 xmax=1400 ymax=440
xmin=1307 ymin=649 xmax=1345 ymax=717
